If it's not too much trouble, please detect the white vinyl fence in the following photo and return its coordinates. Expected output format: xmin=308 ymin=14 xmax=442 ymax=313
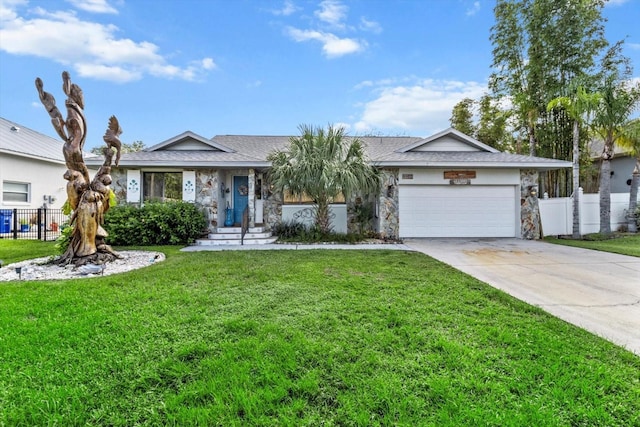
xmin=539 ymin=189 xmax=638 ymax=236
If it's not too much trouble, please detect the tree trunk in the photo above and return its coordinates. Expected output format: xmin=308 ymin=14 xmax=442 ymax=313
xmin=599 ymin=159 xmax=612 ymax=235
xmin=571 ymin=120 xmax=581 ymax=238
xmin=315 ymin=199 xmax=332 ymax=234
xmin=628 ymin=161 xmax=639 ymax=233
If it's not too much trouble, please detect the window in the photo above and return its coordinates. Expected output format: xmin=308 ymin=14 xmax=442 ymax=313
xmin=143 ymin=172 xmax=182 ymax=202
xmin=2 ymin=181 xmax=30 ymax=203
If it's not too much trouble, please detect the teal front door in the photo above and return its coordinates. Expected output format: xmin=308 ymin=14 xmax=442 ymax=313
xmin=233 ymin=176 xmax=249 ymax=224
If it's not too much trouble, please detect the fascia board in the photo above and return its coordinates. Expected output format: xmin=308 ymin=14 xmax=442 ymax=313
xmin=374 ymin=160 xmax=572 ymax=169
xmin=0 ymin=148 xmax=66 ymax=165
xmin=106 ymin=160 xmax=272 ymax=168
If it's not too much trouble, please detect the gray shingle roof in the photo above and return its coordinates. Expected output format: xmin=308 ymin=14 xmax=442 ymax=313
xmin=0 ymin=117 xmax=66 ymax=164
xmin=84 ymin=130 xmax=571 ymax=170
xmin=375 ymin=151 xmax=572 ymax=169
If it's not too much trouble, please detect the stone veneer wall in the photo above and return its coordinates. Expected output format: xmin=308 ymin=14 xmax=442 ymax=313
xmin=346 ymin=194 xmax=376 ymax=234
xmin=194 ymin=169 xmax=219 ymax=231
xmin=520 ymin=169 xmax=541 ymax=239
xmin=263 ymin=177 xmax=282 ymax=231
xmin=377 ymin=168 xmax=400 ymax=239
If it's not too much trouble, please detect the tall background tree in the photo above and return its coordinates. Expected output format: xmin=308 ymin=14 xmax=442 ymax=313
xmin=267 ymin=124 xmax=380 ymax=234
xmin=547 ymin=83 xmax=601 ymax=238
xmin=90 ymin=140 xmax=145 ymax=155
xmin=450 ymin=94 xmax=514 ymax=152
xmin=489 ymin=0 xmax=609 ymax=197
xmin=591 ymin=73 xmax=640 ymax=235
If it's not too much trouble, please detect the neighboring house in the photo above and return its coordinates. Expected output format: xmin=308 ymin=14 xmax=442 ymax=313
xmin=0 ymin=117 xmax=69 ymax=210
xmin=589 ymin=139 xmax=637 ymax=194
xmin=86 ymin=127 xmax=570 ymax=240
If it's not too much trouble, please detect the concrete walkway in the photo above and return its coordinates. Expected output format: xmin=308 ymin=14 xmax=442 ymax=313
xmin=403 ymin=238 xmax=640 ymax=356
xmin=183 ymin=238 xmax=640 ymax=356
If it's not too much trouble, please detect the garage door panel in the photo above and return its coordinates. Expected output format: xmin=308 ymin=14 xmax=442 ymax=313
xmin=399 ymin=185 xmax=517 ymax=238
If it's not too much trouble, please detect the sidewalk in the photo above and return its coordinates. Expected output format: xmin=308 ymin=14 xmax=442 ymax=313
xmin=181 ymin=242 xmax=412 ymax=251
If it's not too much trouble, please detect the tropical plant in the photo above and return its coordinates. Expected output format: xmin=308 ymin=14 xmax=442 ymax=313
xmin=592 ymin=76 xmax=640 ymax=235
xmin=615 ymin=118 xmax=640 ymax=232
xmin=267 ymin=124 xmax=381 ymax=234
xmin=547 ymin=83 xmax=601 ymax=238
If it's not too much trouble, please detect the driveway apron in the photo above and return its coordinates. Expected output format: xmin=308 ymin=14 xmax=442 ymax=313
xmin=403 ymin=238 xmax=640 ymax=356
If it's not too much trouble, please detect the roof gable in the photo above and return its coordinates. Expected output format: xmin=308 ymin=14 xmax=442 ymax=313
xmin=145 ymin=131 xmax=236 ymax=153
xmin=397 ymin=128 xmax=499 ymax=153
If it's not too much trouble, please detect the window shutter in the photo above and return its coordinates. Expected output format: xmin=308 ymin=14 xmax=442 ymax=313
xmin=182 ymin=171 xmax=196 ymax=202
xmin=126 ymin=170 xmax=141 ymax=203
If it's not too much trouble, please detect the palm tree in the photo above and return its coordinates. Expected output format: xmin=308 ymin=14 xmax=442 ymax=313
xmin=592 ymin=76 xmax=640 ymax=235
xmin=547 ymin=84 xmax=601 ymax=238
xmin=615 ymin=118 xmax=640 ymax=232
xmin=267 ymin=124 xmax=380 ymax=234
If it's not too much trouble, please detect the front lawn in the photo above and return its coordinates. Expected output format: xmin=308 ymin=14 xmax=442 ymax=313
xmin=0 ymin=245 xmax=638 ymax=425
xmin=0 ymin=239 xmax=56 ymax=265
xmin=545 ymin=233 xmax=640 ymax=257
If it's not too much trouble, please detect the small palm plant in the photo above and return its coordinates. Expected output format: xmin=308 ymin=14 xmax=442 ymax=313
xmin=267 ymin=124 xmax=380 ymax=234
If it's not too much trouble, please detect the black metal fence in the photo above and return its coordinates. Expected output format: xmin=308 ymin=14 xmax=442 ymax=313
xmin=0 ymin=209 xmax=69 ymax=241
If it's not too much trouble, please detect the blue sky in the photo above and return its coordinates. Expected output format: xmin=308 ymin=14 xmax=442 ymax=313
xmin=1 ymin=0 xmax=639 ymax=150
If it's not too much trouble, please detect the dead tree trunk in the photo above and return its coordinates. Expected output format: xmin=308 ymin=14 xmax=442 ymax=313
xmin=36 ymin=71 xmax=123 ymax=266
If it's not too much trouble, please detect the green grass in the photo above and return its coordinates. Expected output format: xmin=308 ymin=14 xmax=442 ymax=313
xmin=0 ymin=243 xmax=638 ymax=426
xmin=545 ymin=233 xmax=640 ymax=257
xmin=0 ymin=239 xmax=57 ymax=265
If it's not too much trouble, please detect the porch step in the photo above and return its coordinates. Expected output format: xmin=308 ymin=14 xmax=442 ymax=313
xmin=195 ymin=237 xmax=278 ymax=246
xmin=194 ymin=226 xmax=277 ymax=246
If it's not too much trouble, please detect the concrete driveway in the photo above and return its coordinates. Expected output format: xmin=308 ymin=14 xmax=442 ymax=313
xmin=403 ymin=238 xmax=640 ymax=356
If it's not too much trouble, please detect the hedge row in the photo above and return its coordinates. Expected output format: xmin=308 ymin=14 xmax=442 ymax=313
xmin=104 ymin=202 xmax=207 ymax=246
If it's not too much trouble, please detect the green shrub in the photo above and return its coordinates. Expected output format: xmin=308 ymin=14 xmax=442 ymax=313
xmin=104 ymin=201 xmax=207 ymax=245
xmin=271 ymin=220 xmax=308 ymax=239
xmin=272 ymin=220 xmax=369 ymax=243
xmin=54 ymin=223 xmax=73 ymax=254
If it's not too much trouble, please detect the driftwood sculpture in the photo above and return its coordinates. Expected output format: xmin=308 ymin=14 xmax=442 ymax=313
xmin=36 ymin=71 xmax=122 ymax=266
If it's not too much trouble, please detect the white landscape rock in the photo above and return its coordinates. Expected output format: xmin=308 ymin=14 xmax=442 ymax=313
xmin=0 ymin=251 xmax=165 ymax=282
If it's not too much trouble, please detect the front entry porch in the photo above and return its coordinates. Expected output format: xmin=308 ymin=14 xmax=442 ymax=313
xmin=195 ymin=225 xmax=277 ymax=246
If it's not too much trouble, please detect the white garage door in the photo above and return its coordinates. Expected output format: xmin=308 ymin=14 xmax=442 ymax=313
xmin=399 ymin=185 xmax=517 ymax=237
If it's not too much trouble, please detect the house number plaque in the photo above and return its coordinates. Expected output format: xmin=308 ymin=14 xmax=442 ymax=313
xmin=445 ymin=170 xmax=476 ymax=185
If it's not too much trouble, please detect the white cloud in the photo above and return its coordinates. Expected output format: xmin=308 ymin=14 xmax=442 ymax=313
xmin=287 ymin=27 xmax=364 ymax=58
xmin=333 ymin=122 xmax=351 ymax=132
xmin=271 ymin=0 xmax=299 ymax=16
xmin=605 ymin=0 xmax=629 ymax=6
xmin=353 ymin=78 xmax=487 ymax=135
xmin=629 ymin=43 xmax=640 ymax=50
xmin=66 ymin=0 xmax=118 ymax=14
xmin=359 ymin=17 xmax=382 ymax=34
xmin=0 ymin=2 xmax=215 ymax=83
xmin=315 ymin=0 xmax=348 ymax=28
xmin=466 ymin=1 xmax=481 ymax=17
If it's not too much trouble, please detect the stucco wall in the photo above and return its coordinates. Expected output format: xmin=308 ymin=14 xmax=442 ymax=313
xmin=1 ymin=153 xmax=68 ymax=209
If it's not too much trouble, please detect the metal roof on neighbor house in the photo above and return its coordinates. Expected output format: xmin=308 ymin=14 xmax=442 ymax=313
xmin=0 ymin=117 xmax=66 ymax=164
